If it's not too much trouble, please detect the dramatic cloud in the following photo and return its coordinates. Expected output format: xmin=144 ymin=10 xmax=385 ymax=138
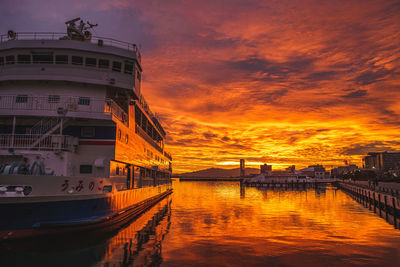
xmin=341 ymin=90 xmax=368 ymax=98
xmin=1 ymin=0 xmax=399 ymax=172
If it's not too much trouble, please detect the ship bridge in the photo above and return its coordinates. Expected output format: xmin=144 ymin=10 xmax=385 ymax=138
xmin=0 ymin=31 xmax=142 ymax=97
xmin=0 ymin=20 xmax=171 ymax=178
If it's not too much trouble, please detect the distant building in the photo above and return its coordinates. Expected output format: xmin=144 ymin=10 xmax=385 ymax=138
xmin=363 ymin=152 xmax=379 ymax=169
xmin=363 ymin=152 xmax=400 ymax=171
xmin=285 ymin=165 xmax=295 ymax=173
xmin=260 ymin=164 xmax=272 ymax=174
xmin=331 ymin=165 xmax=358 ymax=178
xmin=298 ymin=165 xmax=327 ymax=178
xmin=240 ymin=159 xmax=245 ymax=177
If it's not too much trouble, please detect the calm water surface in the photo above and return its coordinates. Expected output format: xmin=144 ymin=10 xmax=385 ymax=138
xmin=2 ymin=181 xmax=400 ymax=267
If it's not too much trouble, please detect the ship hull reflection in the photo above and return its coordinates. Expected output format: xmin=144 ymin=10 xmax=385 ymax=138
xmin=0 ymin=195 xmax=172 ymax=267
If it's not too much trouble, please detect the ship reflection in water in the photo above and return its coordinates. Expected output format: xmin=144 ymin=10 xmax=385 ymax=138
xmin=0 ymin=196 xmax=172 ymax=267
xmin=3 ymin=181 xmax=400 ymax=266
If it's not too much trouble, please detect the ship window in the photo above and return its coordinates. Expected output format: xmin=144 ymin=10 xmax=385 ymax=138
xmin=85 ymin=57 xmax=97 ymax=67
xmin=99 ymin=59 xmax=109 ymax=69
xmin=72 ymin=56 xmax=83 ymax=65
xmin=118 ymin=129 xmax=122 ymax=140
xmin=6 ymin=55 xmax=15 ymax=64
xmin=78 ymin=97 xmax=90 ymax=105
xmin=81 ymin=127 xmax=95 ymax=137
xmin=17 ymin=55 xmax=31 ymax=64
xmin=125 ymin=134 xmax=129 ymax=144
xmin=16 ymin=95 xmax=28 ymax=103
xmin=116 ymin=167 xmax=119 ymax=175
xmin=33 ymin=54 xmax=53 ymax=64
xmin=55 ymin=55 xmax=68 ymax=64
xmin=112 ymin=61 xmax=122 ymax=72
xmin=124 ymin=61 xmax=134 ymax=74
xmin=80 ymin=165 xmax=93 ymax=174
xmin=48 ymin=95 xmax=60 ymax=103
xmin=0 ymin=57 xmax=4 ymax=65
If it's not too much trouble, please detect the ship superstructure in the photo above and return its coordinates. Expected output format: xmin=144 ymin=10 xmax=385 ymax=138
xmin=0 ymin=18 xmax=172 ymax=239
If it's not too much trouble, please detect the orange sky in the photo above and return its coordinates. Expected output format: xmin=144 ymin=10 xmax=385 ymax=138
xmin=136 ymin=0 xmax=400 ymax=172
xmin=2 ymin=0 xmax=400 ymax=173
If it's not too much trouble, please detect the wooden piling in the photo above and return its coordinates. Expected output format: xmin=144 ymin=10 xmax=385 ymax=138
xmin=368 ymin=191 xmax=371 ymax=209
xmin=384 ymin=195 xmax=388 ymax=220
xmin=393 ymin=197 xmax=398 ymax=228
xmin=378 ymin=194 xmax=382 ymax=216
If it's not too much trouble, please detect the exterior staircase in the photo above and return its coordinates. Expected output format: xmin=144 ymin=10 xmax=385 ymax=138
xmin=29 ymin=117 xmax=60 ymax=135
xmin=28 ymin=117 xmax=70 ymax=149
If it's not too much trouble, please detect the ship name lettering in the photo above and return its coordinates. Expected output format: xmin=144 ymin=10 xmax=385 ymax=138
xmin=61 ymin=180 xmax=69 ymax=192
xmin=89 ymin=181 xmax=95 ymax=191
xmin=76 ymin=180 xmax=84 ymax=191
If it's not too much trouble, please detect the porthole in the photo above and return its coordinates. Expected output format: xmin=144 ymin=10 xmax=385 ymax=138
xmin=125 ymin=134 xmax=129 ymax=144
xmin=118 ymin=129 xmax=122 ymax=140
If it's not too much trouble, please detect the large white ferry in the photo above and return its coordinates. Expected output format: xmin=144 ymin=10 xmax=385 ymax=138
xmin=0 ymin=18 xmax=173 ymax=240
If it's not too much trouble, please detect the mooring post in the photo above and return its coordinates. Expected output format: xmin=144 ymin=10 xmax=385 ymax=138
xmin=362 ymin=190 xmax=364 ymax=205
xmin=378 ymin=194 xmax=382 ymax=216
xmin=363 ymin=190 xmax=366 ymax=205
xmin=393 ymin=197 xmax=398 ymax=229
xmin=368 ymin=191 xmax=371 ymax=209
xmin=384 ymin=195 xmax=388 ymax=219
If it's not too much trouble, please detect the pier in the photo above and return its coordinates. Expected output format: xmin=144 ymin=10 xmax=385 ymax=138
xmin=337 ymin=182 xmax=400 ymax=228
xmin=242 ymin=179 xmax=335 ymax=189
xmin=241 ymin=178 xmax=400 ymax=228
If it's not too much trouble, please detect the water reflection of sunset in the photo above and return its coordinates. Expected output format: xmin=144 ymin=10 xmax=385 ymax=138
xmin=161 ymin=181 xmax=400 ymax=266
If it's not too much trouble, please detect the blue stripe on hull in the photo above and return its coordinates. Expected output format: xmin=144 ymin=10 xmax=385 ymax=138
xmin=0 ymin=197 xmax=112 ymax=231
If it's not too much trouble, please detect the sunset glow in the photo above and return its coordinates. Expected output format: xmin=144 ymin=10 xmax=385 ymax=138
xmin=2 ymin=0 xmax=399 ymax=173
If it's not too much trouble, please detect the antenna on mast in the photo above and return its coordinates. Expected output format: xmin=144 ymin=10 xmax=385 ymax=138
xmin=61 ymin=17 xmax=98 ymax=41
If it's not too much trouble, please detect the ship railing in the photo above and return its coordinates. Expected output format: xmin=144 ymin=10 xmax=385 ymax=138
xmin=135 ymin=124 xmax=163 ymax=153
xmin=0 ymin=134 xmax=76 ymax=152
xmin=0 ymin=32 xmax=141 ymax=62
xmin=163 ymin=151 xmax=172 ymax=161
xmin=0 ymin=94 xmax=128 ymax=126
xmin=104 ymin=99 xmax=129 ymax=126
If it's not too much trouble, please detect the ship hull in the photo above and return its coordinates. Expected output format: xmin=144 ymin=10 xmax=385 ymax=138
xmin=0 ymin=179 xmax=172 ymax=240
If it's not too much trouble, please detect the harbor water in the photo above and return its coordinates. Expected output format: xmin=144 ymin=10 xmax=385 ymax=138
xmin=2 ymin=180 xmax=400 ymax=266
